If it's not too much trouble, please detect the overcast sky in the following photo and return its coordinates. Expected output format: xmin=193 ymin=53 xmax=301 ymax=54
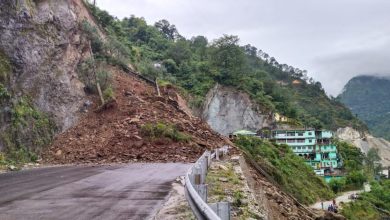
xmin=97 ymin=0 xmax=390 ymax=96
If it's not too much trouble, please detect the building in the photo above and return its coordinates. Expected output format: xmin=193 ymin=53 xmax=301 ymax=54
xmin=273 ymin=113 xmax=289 ymax=123
xmin=271 ymin=129 xmax=340 ymax=176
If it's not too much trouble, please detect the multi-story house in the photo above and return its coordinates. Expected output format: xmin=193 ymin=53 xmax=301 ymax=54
xmin=271 ymin=129 xmax=340 ymax=176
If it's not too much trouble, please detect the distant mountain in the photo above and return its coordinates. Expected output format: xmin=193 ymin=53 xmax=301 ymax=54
xmin=339 ymin=75 xmax=390 ymax=140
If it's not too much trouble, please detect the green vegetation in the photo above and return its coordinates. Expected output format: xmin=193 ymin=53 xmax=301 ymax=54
xmin=78 ymin=19 xmax=131 ymax=98
xmin=141 ymin=122 xmax=191 ymax=142
xmin=0 ymin=49 xmax=11 ymax=83
xmin=339 ymin=75 xmax=390 ymax=140
xmin=0 ymin=83 xmax=10 ymax=102
xmin=342 ymin=179 xmax=390 ymax=220
xmin=234 ymin=136 xmax=334 ymax=204
xmin=1 ymin=97 xmax=56 ymax=169
xmin=328 ymin=141 xmax=382 ymax=194
xmin=85 ymin=2 xmax=365 ymax=131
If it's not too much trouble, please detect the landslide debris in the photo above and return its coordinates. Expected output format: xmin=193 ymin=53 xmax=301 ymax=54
xmin=43 ymin=68 xmax=230 ymax=164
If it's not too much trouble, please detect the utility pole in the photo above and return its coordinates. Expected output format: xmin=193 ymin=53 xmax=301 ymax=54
xmin=93 ymin=0 xmax=96 ymax=6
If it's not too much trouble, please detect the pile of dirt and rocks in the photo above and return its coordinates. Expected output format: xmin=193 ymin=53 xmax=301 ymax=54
xmin=43 ymin=68 xmax=230 ymax=164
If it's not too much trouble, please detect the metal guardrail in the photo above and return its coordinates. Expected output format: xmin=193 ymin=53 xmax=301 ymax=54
xmin=185 ymin=146 xmax=231 ymax=220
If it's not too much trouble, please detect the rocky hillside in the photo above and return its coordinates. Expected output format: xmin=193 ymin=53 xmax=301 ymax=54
xmin=339 ymin=75 xmax=390 ymax=141
xmin=202 ymin=84 xmax=273 ymax=135
xmin=0 ymin=0 xmax=99 ymax=153
xmin=336 ymin=127 xmax=390 ymax=166
xmin=0 ymin=0 xmax=229 ymax=165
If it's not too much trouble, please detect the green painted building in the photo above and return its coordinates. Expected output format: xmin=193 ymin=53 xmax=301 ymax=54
xmin=271 ymin=129 xmax=341 ymax=176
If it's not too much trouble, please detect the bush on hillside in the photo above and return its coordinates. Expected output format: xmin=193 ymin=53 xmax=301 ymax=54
xmin=141 ymin=122 xmax=191 ymax=142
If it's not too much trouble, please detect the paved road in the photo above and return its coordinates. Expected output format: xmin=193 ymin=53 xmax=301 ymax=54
xmin=311 ymin=183 xmax=371 ymax=210
xmin=0 ymin=163 xmax=191 ymax=220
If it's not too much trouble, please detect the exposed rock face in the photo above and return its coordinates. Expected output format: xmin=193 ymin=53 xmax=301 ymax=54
xmin=202 ymin=84 xmax=273 ymax=136
xmin=336 ymin=127 xmax=390 ymax=166
xmin=0 ymin=0 xmax=96 ymax=150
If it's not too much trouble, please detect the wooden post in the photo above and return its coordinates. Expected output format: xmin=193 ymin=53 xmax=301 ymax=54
xmin=96 ymin=82 xmax=104 ymax=105
xmin=155 ymin=78 xmax=161 ymax=96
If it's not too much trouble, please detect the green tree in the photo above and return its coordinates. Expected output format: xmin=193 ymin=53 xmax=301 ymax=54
xmin=154 ymin=19 xmax=180 ymax=40
xmin=210 ymin=35 xmax=246 ymax=85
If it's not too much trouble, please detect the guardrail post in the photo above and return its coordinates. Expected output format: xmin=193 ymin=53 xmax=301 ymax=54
xmin=201 ymin=155 xmax=208 ymax=183
xmin=216 ymin=149 xmax=220 ymax=160
xmin=209 ymin=202 xmax=231 ymax=220
xmin=197 ymin=184 xmax=208 ymax=202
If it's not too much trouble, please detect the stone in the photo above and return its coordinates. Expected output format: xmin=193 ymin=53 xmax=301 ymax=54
xmin=55 ymin=150 xmax=62 ymax=156
xmin=219 ymin=165 xmax=229 ymax=171
xmin=134 ymin=135 xmax=142 ymax=140
xmin=218 ymin=177 xmax=228 ymax=182
xmin=231 ymin=155 xmax=240 ymax=161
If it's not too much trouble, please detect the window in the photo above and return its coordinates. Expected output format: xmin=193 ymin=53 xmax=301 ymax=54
xmin=298 ymin=132 xmax=304 ymax=136
xmin=298 ymin=146 xmax=302 ymax=150
xmin=297 ymin=139 xmax=305 ymax=143
xmin=287 ymin=132 xmax=295 ymax=136
xmin=287 ymin=139 xmax=295 ymax=143
xmin=308 ymin=139 xmax=312 ymax=143
xmin=308 ymin=132 xmax=312 ymax=135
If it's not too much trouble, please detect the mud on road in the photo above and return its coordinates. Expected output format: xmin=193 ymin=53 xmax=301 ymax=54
xmin=0 ymin=163 xmax=191 ymax=220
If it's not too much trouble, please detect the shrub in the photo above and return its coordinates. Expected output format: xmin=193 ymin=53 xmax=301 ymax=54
xmin=141 ymin=122 xmax=191 ymax=142
xmin=328 ymin=178 xmax=346 ymax=193
xmin=103 ymin=86 xmax=115 ymax=100
xmin=345 ymin=170 xmax=367 ymax=189
xmin=0 ymin=83 xmax=10 ymax=102
xmin=96 ymin=69 xmax=112 ymax=91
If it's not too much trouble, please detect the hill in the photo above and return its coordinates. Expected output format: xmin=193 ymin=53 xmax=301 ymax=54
xmin=0 ymin=0 xmax=228 ymax=167
xmin=82 ymin=4 xmax=366 ymax=132
xmin=339 ymin=75 xmax=390 ymax=140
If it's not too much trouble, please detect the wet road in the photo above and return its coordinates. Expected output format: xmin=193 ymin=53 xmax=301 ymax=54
xmin=0 ymin=163 xmax=191 ymax=220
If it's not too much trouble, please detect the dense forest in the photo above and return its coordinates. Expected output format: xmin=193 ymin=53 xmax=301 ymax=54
xmin=339 ymin=75 xmax=390 ymax=140
xmin=84 ymin=3 xmax=366 ymax=131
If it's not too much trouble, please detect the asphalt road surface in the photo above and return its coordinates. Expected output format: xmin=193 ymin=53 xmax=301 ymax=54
xmin=0 ymin=163 xmax=191 ymax=220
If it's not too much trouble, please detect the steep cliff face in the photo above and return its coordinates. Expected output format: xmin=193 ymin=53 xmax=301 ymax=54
xmin=0 ymin=0 xmax=96 ymax=151
xmin=336 ymin=127 xmax=390 ymax=166
xmin=202 ymin=84 xmax=273 ymax=135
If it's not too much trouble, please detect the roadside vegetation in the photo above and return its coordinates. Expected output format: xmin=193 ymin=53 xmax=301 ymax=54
xmin=207 ymin=160 xmax=263 ymax=219
xmin=234 ymin=135 xmax=334 ymax=205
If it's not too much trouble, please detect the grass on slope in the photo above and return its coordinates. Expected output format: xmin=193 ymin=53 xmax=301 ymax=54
xmin=234 ymin=136 xmax=334 ymax=205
